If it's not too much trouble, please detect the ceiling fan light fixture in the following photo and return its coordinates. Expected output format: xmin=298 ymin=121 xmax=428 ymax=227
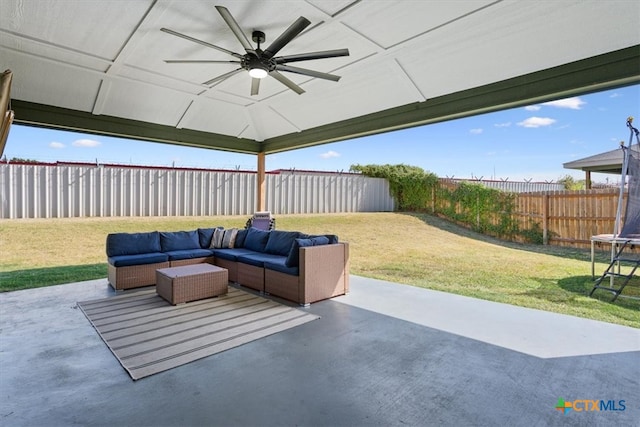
xmin=249 ymin=66 xmax=268 ymax=79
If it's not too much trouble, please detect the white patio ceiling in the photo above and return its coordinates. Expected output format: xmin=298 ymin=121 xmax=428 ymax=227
xmin=1 ymin=0 xmax=639 ymax=155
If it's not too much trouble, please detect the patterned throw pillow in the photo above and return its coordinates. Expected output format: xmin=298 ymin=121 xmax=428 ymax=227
xmin=211 ymin=228 xmax=239 ymax=249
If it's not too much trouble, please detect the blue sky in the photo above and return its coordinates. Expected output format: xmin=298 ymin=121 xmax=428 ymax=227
xmin=4 ymin=84 xmax=639 ymax=183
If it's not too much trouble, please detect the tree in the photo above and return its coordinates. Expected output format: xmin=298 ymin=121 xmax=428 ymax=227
xmin=8 ymin=157 xmax=40 ymax=163
xmin=557 ymin=174 xmax=585 ymax=190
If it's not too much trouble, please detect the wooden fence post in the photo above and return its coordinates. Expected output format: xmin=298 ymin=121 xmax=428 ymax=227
xmin=543 ymin=194 xmax=549 ymax=245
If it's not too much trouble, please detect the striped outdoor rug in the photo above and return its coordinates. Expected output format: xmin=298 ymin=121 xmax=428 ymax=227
xmin=78 ymin=286 xmax=319 ymax=380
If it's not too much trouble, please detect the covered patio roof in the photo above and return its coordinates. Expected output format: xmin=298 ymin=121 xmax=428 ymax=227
xmin=2 ymin=1 xmax=639 ymax=156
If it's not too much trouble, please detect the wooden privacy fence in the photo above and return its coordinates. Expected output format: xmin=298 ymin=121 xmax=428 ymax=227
xmin=434 ymin=179 xmax=626 ymax=249
xmin=514 ymin=189 xmax=624 ymax=248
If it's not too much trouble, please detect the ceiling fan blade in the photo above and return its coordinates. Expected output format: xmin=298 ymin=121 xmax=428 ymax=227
xmin=165 ymin=60 xmax=241 ymax=64
xmin=202 ymin=68 xmax=244 ymax=86
xmin=214 ymin=6 xmax=257 ymax=54
xmin=160 ymin=28 xmax=242 ymax=59
xmin=250 ymin=78 xmax=260 ymax=96
xmin=262 ymin=16 xmax=311 ymax=59
xmin=276 ymin=65 xmax=341 ymax=82
xmin=275 ymin=48 xmax=350 ymax=64
xmin=269 ymin=71 xmax=305 ymax=95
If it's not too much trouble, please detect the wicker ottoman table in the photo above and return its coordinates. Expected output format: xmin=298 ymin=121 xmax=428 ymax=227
xmin=156 ymin=264 xmax=228 ymax=305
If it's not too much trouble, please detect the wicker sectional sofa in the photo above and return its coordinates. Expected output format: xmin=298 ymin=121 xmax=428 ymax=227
xmin=106 ymin=227 xmax=349 ymax=305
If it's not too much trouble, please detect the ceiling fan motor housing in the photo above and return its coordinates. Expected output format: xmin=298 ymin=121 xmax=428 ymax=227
xmin=242 ymin=51 xmax=276 ymax=73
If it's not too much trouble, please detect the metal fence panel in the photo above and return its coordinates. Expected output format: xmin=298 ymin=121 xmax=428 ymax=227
xmin=0 ymin=164 xmax=394 ymax=218
xmin=264 ymin=173 xmax=390 ymax=214
xmin=449 ymin=178 xmax=564 ymax=193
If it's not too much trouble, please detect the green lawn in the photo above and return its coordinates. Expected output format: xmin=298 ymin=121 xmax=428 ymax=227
xmin=0 ymin=213 xmax=638 ymax=328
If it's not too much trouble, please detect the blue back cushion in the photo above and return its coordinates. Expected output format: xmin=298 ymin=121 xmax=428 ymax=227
xmin=299 ymin=233 xmax=339 ymax=244
xmin=243 ymin=227 xmax=270 ymax=252
xmin=160 ymin=230 xmax=200 ymax=252
xmin=265 ymin=230 xmax=300 ymax=256
xmin=325 ymin=234 xmax=339 ymax=244
xmin=284 ymin=236 xmax=330 ymax=267
xmin=106 ymin=232 xmax=161 ymax=257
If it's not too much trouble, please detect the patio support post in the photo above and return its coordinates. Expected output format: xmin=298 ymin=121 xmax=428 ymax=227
xmin=585 ymin=170 xmax=592 ymax=189
xmin=257 ymin=152 xmax=266 ymax=211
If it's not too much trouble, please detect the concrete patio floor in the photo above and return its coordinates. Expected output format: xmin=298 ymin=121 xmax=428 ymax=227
xmin=1 ymin=275 xmax=639 ymax=427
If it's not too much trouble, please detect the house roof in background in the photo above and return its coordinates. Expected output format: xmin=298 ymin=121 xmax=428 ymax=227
xmin=563 ymin=144 xmax=640 ymax=174
xmin=2 ymin=1 xmax=639 ymax=155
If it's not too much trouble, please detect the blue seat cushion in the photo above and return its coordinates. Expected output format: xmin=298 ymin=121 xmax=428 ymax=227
xmin=264 ymin=230 xmax=301 ymax=256
xmin=243 ymin=227 xmax=271 ymax=252
xmin=108 ymin=252 xmax=168 ymax=267
xmin=160 ymin=230 xmax=200 ymax=252
xmin=285 ymin=236 xmax=331 ymax=267
xmin=164 ymin=248 xmax=214 ymax=261
xmin=237 ymin=253 xmax=286 ymax=268
xmin=212 ymin=248 xmax=257 ymax=262
xmin=106 ymin=231 xmax=161 ymax=256
xmin=264 ymin=259 xmax=299 ymax=276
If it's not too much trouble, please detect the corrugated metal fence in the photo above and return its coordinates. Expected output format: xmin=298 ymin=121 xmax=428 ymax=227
xmin=450 ymin=178 xmax=564 ymax=193
xmin=0 ymin=163 xmax=394 ymax=218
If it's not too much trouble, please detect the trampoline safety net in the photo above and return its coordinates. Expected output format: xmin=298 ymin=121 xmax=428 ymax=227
xmin=620 ymin=150 xmax=640 ymax=238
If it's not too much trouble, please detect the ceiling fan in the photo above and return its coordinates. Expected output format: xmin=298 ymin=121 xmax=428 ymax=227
xmin=161 ymin=5 xmax=350 ymax=96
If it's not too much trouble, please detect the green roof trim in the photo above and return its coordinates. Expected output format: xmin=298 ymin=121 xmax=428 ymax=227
xmin=12 ymin=100 xmax=261 ymax=154
xmin=262 ymin=45 xmax=640 ymax=153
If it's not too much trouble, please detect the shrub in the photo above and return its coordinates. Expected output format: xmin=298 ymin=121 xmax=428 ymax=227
xmin=350 ymin=164 xmax=438 ymax=211
xmin=354 ymin=163 xmax=545 ymax=244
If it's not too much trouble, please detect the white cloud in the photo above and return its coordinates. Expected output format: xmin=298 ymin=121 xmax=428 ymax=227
xmin=609 ymin=92 xmax=621 ymax=98
xmin=542 ymin=97 xmax=586 ymax=110
xmin=469 ymin=128 xmax=483 ymax=134
xmin=494 ymin=122 xmax=511 ymax=128
xmin=517 ymin=117 xmax=556 ymax=128
xmin=523 ymin=97 xmax=586 ymax=111
xmin=72 ymin=138 xmax=101 ymax=147
xmin=320 ymin=150 xmax=340 ymax=159
xmin=49 ymin=141 xmax=65 ymax=149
